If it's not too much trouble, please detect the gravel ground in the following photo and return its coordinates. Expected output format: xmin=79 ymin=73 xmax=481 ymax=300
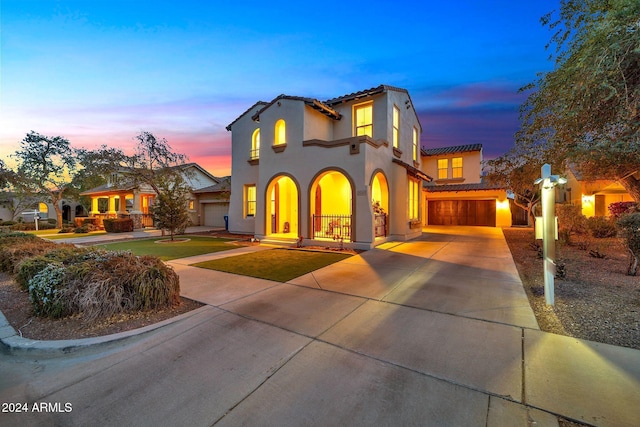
xmin=503 ymin=228 xmax=640 ymax=350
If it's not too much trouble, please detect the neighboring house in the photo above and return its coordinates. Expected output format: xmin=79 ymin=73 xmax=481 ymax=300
xmin=80 ymin=163 xmax=223 ymax=229
xmin=226 ymin=85 xmax=429 ymax=250
xmin=421 ymin=144 xmax=512 ymax=227
xmin=561 ymin=168 xmax=633 ymax=217
xmin=0 ymin=192 xmax=85 ymax=224
xmin=192 ymin=176 xmax=231 ymax=228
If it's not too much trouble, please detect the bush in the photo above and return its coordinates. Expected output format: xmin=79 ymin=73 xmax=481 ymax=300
xmin=609 ymin=201 xmax=638 ymax=219
xmin=28 ymin=263 xmax=69 ymax=318
xmin=1 ymin=220 xmax=17 ymax=226
xmin=586 ymin=216 xmax=618 ymax=238
xmin=0 ymin=239 xmax=59 ymax=274
xmin=617 ymin=212 xmax=640 ymax=276
xmin=47 ymin=218 xmax=57 ymax=226
xmin=74 ymin=225 xmax=91 ymax=233
xmin=103 ymin=218 xmax=134 ymax=233
xmin=58 ymin=227 xmax=74 ymax=234
xmin=556 ymin=204 xmax=586 ymax=244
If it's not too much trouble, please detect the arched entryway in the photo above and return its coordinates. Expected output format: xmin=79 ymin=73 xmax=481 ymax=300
xmin=310 ymin=170 xmax=354 ymax=241
xmin=265 ymin=175 xmax=299 ymax=238
xmin=371 ymin=171 xmax=389 ymax=237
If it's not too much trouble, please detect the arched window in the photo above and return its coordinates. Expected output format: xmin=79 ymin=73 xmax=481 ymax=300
xmin=275 ymin=119 xmax=286 ymax=146
xmin=251 ymin=129 xmax=260 ymax=159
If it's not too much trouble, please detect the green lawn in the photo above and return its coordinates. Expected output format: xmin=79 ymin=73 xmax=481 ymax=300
xmin=192 ymin=248 xmax=352 ymax=282
xmin=97 ymin=236 xmax=237 ymax=260
xmin=41 ymin=231 xmax=108 ymax=240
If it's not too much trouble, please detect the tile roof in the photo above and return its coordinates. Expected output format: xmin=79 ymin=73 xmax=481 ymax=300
xmin=324 ymin=84 xmax=409 ymax=105
xmin=424 ymin=181 xmax=505 ymax=192
xmin=422 ymin=144 xmax=483 ymax=156
xmin=251 ymin=95 xmax=341 ymax=122
xmin=226 ymin=101 xmax=268 ymax=131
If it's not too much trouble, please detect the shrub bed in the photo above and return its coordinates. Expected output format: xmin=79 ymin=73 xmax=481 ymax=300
xmin=4 ymin=234 xmax=180 ymax=320
xmin=103 ymin=218 xmax=134 ymax=233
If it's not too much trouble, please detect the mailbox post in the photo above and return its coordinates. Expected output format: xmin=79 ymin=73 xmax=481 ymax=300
xmin=534 ymin=164 xmax=566 ymax=306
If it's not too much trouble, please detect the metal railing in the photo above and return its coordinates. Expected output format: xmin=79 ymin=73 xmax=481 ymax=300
xmin=249 ymin=148 xmax=260 ymax=160
xmin=312 ymin=214 xmax=352 ymax=241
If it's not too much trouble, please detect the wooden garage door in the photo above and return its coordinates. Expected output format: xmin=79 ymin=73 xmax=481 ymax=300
xmin=428 ymin=200 xmax=496 ymax=227
xmin=203 ymin=203 xmax=229 ymax=227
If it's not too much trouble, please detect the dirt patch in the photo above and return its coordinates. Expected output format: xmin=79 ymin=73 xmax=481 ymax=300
xmin=503 ymin=228 xmax=640 ymax=350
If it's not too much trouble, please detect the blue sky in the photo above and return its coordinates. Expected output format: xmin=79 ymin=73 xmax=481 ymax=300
xmin=1 ymin=0 xmax=559 ymax=175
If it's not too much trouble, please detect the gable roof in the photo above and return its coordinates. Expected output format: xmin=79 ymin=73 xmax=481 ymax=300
xmin=193 ymin=176 xmax=230 ymax=193
xmin=226 ymin=101 xmax=268 ymax=131
xmin=250 ymin=95 xmax=341 ymax=122
xmin=422 ymin=143 xmax=483 ymax=156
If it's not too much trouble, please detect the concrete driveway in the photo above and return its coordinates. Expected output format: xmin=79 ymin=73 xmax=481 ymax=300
xmin=1 ymin=226 xmax=639 ymax=426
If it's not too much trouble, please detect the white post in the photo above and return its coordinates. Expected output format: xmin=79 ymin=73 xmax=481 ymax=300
xmin=535 ymin=164 xmax=566 ymax=306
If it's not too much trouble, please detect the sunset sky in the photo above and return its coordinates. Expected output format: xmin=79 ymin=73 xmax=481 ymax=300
xmin=1 ymin=0 xmax=559 ymax=177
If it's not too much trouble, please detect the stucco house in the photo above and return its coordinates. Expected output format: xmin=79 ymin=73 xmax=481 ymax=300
xmin=561 ymin=168 xmax=634 ymax=217
xmin=421 ymin=144 xmax=512 ymax=227
xmin=226 ymin=85 xmax=430 ymax=250
xmin=80 ymin=163 xmax=225 ymax=229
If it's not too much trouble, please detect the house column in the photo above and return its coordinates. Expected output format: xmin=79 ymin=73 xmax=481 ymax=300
xmin=90 ymin=197 xmax=100 ymax=215
xmin=117 ymin=194 xmax=128 ymax=216
xmin=108 ymin=196 xmax=117 ymax=216
xmin=129 ymin=191 xmax=143 ymax=229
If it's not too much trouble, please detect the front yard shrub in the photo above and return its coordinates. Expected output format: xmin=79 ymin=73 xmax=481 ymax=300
xmin=0 ymin=239 xmax=60 ymax=274
xmin=609 ymin=201 xmax=638 ymax=219
xmin=617 ymin=212 xmax=640 ymax=276
xmin=103 ymin=218 xmax=134 ymax=233
xmin=28 ymin=263 xmax=69 ymax=318
xmin=586 ymin=216 xmax=618 ymax=238
xmin=3 ymin=233 xmax=181 ymax=321
xmin=556 ymin=204 xmax=586 ymax=244
xmin=74 ymin=225 xmax=91 ymax=233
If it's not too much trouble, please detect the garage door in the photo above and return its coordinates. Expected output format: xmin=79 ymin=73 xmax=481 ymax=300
xmin=428 ymin=200 xmax=496 ymax=227
xmin=203 ymin=203 xmax=229 ymax=228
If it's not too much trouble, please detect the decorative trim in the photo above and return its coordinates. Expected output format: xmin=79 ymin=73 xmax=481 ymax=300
xmin=303 ymin=136 xmax=388 ymax=150
xmin=247 ymin=159 xmax=259 ymax=165
xmin=272 ymin=144 xmax=287 ymax=153
xmin=434 ymin=178 xmax=465 ymax=184
xmin=393 ymin=147 xmax=403 ymax=158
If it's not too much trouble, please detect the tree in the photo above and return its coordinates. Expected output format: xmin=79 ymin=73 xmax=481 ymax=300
xmin=152 ymin=175 xmax=191 ymax=240
xmin=485 ymin=149 xmax=543 ymax=227
xmin=519 ymin=0 xmax=640 ymax=200
xmin=126 ymin=131 xmax=190 ymax=194
xmin=11 ymin=131 xmax=76 ymax=226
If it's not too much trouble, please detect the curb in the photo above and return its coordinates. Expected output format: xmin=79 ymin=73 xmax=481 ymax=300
xmin=0 ymin=305 xmax=213 ymax=358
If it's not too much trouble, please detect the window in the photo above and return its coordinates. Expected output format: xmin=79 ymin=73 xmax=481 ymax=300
xmin=392 ymin=105 xmax=400 ymax=148
xmin=408 ymin=179 xmax=420 ymax=220
xmin=354 ymin=103 xmax=373 ymax=137
xmin=275 ymin=120 xmax=286 ymax=146
xmin=452 ymin=157 xmax=463 ymax=178
xmin=437 ymin=159 xmax=448 ymax=179
xmin=412 ymin=127 xmax=418 ymax=162
xmin=188 ymin=200 xmax=195 ymax=210
xmin=251 ymin=129 xmax=260 ymax=159
xmin=245 ymin=185 xmax=256 ymax=217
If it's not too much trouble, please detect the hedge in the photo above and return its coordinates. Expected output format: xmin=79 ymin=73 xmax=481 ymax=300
xmin=103 ymin=218 xmax=134 ymax=233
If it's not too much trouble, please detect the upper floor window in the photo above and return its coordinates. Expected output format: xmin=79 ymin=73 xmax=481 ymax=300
xmin=251 ymin=128 xmax=260 ymax=159
xmin=392 ymin=105 xmax=400 ymax=148
xmin=275 ymin=120 xmax=286 ymax=146
xmin=412 ymin=127 xmax=418 ymax=161
xmin=437 ymin=159 xmax=448 ymax=179
xmin=354 ymin=103 xmax=373 ymax=137
xmin=188 ymin=200 xmax=195 ymax=210
xmin=452 ymin=157 xmax=463 ymax=178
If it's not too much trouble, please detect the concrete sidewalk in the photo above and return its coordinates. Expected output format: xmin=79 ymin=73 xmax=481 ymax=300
xmin=1 ymin=226 xmax=639 ymax=426
xmin=39 ymin=225 xmax=222 ymax=245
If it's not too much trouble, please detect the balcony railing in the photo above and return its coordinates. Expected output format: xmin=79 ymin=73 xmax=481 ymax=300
xmin=249 ymin=148 xmax=260 ymax=160
xmin=312 ymin=214 xmax=352 ymax=241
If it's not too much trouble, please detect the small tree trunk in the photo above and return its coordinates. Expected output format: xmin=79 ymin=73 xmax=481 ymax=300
xmin=620 ymin=174 xmax=640 ymax=203
xmin=627 ymin=247 xmax=638 ymax=276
